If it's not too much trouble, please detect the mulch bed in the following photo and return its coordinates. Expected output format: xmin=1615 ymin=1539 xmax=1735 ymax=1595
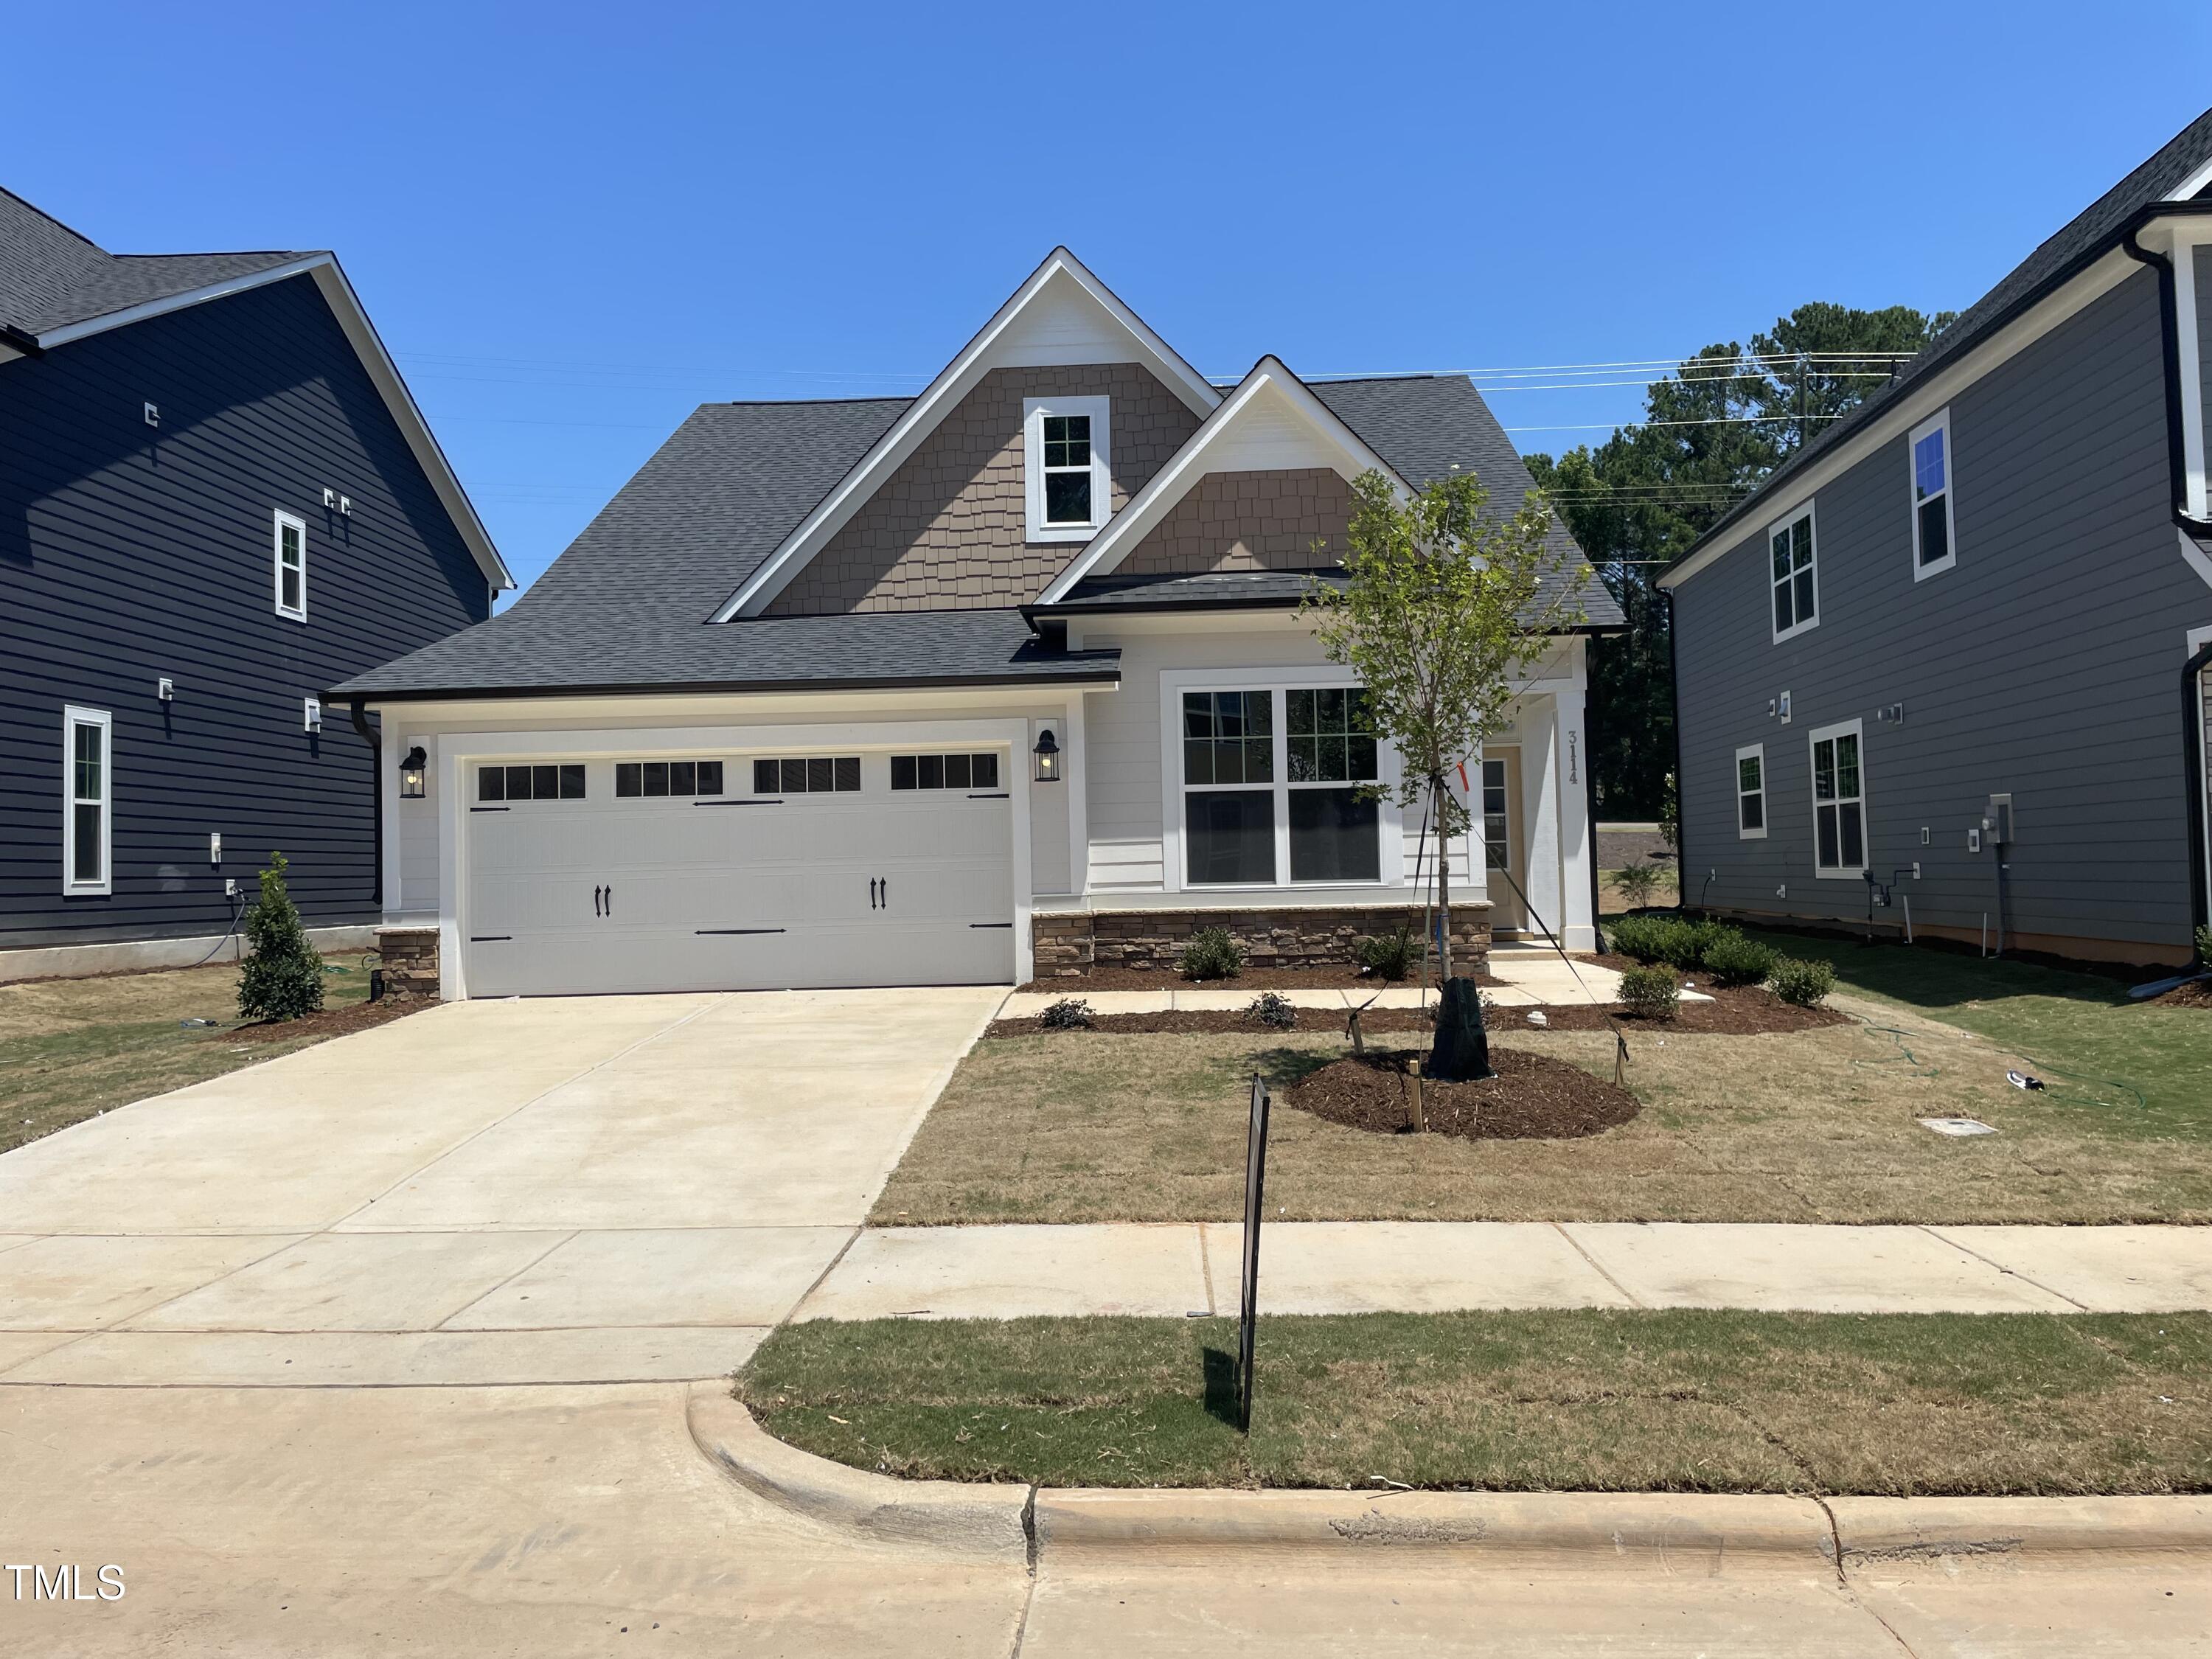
xmin=1535 ymin=984 xmax=1850 ymax=1034
xmin=221 ymin=997 xmax=425 ymax=1045
xmin=1286 ymin=1046 xmax=1642 ymax=1141
xmin=2148 ymin=978 xmax=2212 ymax=1009
xmin=1019 ymin=966 xmax=1500 ymax=992
xmin=987 ymin=984 xmax=1842 ymax=1040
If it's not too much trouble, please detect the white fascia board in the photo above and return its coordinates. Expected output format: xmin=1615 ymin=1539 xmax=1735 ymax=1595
xmin=351 ymin=681 xmax=1121 ymax=727
xmin=717 ymin=248 xmax=1220 ymax=622
xmin=1034 ymin=358 xmax=1408 ymax=605
xmin=31 ymin=254 xmax=512 ymax=591
xmin=2174 ymin=155 xmax=2212 ymax=201
xmin=1659 ymin=246 xmax=2140 ymax=592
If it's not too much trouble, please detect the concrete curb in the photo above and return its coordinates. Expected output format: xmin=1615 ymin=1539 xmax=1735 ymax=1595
xmin=685 ymin=1385 xmax=1030 ymax=1560
xmin=698 ymin=1399 xmax=2212 ymax=1569
xmin=1032 ymin=1488 xmax=1834 ymax=1569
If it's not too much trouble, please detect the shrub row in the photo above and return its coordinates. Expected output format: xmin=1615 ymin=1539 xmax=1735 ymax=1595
xmin=1604 ymin=914 xmax=1834 ymax=1007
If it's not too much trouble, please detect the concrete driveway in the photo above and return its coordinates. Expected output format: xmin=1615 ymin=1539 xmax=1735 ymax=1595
xmin=0 ymin=987 xmax=1000 ymax=1387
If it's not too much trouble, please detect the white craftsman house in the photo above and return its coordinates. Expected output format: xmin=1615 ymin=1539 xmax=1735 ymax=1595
xmin=334 ymin=251 xmax=1621 ymax=998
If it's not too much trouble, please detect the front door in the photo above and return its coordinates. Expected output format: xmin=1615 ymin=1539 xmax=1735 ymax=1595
xmin=1480 ymin=751 xmax=1526 ymax=932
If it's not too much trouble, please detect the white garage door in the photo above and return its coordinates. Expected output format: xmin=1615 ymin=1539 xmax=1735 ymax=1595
xmin=463 ymin=751 xmax=1015 ymax=996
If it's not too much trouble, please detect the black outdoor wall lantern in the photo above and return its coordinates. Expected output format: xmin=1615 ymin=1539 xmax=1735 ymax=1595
xmin=1032 ymin=728 xmax=1061 ymax=783
xmin=400 ymin=745 xmax=428 ymax=799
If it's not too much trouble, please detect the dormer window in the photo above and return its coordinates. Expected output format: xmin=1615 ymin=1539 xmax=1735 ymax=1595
xmin=1023 ymin=395 xmax=1110 ymax=542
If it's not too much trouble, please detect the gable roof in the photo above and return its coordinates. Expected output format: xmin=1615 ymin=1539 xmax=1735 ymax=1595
xmin=715 ymin=248 xmax=1220 ymax=619
xmin=0 ymin=185 xmax=509 ymax=588
xmin=1034 ymin=356 xmax=1408 ymax=602
xmin=1662 ymin=104 xmax=2212 ymax=589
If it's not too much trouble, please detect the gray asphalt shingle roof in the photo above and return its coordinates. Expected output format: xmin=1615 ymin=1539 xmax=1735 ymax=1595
xmin=0 ymin=187 xmax=307 ymax=335
xmin=1674 ymin=104 xmax=2212 ymax=569
xmin=335 ymin=366 xmax=1618 ymax=699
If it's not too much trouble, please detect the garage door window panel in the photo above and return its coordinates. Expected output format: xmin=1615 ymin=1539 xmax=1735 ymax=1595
xmin=480 ymin=764 xmax=586 ymax=802
xmin=891 ymin=752 xmax=1001 ymax=791
xmin=751 ymin=757 xmax=861 ymax=795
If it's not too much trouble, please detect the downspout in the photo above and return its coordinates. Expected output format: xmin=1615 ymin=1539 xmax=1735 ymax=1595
xmin=1665 ymin=588 xmax=1689 ymax=914
xmin=2120 ymin=227 xmax=2212 ymax=954
xmin=2119 ymin=226 xmax=2212 ymax=538
xmin=347 ymin=698 xmax=382 ymax=909
xmin=2185 ymin=640 xmax=2212 ymax=952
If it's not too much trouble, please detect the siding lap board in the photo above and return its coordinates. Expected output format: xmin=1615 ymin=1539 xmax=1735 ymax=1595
xmin=1671 ymin=269 xmax=2212 ymax=956
xmin=1 ymin=274 xmax=489 ymax=947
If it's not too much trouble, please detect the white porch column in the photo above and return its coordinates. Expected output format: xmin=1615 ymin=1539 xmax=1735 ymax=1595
xmin=1554 ymin=686 xmax=1596 ymax=951
xmin=1520 ymin=698 xmax=1562 ymax=943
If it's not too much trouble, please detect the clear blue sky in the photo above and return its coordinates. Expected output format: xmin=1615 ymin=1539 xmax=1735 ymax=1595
xmin=8 ymin=1 xmax=2208 ymax=596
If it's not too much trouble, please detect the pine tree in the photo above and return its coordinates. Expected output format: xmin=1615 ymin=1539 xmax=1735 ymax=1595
xmin=237 ymin=852 xmax=324 ymax=1022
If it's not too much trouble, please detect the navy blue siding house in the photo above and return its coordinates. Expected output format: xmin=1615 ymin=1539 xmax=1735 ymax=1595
xmin=1 ymin=188 xmax=509 ymax=971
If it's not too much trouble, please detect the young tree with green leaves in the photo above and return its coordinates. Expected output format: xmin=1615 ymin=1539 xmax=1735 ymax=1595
xmin=237 ymin=851 xmax=324 ymax=1023
xmin=1304 ymin=468 xmax=1587 ymax=1082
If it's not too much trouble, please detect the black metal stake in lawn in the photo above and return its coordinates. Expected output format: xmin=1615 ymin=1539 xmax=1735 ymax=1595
xmin=1237 ymin=1070 xmax=1271 ymax=1435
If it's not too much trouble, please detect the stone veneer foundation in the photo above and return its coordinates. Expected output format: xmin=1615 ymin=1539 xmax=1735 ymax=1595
xmin=373 ymin=925 xmax=441 ymax=998
xmin=1031 ymin=904 xmax=1490 ymax=977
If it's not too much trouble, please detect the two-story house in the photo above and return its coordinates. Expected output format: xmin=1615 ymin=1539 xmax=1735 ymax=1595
xmin=1660 ymin=109 xmax=2212 ymax=968
xmin=1 ymin=187 xmax=510 ymax=978
xmin=334 ymin=251 xmax=1619 ymax=999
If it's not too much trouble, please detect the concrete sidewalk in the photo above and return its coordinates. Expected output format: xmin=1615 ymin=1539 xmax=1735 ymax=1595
xmin=792 ymin=1220 xmax=2212 ymax=1321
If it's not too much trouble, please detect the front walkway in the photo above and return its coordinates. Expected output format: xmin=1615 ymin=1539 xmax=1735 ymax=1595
xmin=793 ymin=1220 xmax=2212 ymax=1321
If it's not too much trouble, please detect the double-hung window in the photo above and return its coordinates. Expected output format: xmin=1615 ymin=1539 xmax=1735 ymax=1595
xmin=1182 ymin=690 xmax=1276 ymax=884
xmin=1769 ymin=504 xmax=1817 ymax=641
xmin=1809 ymin=719 xmax=1866 ymax=876
xmin=63 ymin=706 xmax=112 ymax=895
xmin=1023 ymin=395 xmax=1109 ymax=541
xmin=1908 ymin=409 xmax=1955 ymax=577
xmin=1286 ymin=689 xmax=1380 ymax=880
xmin=274 ymin=509 xmax=307 ymax=620
xmin=1735 ymin=743 xmax=1767 ymax=838
xmin=1179 ymin=685 xmax=1385 ymax=886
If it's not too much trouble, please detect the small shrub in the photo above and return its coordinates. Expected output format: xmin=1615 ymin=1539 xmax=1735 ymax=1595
xmin=1618 ymin=964 xmax=1680 ymax=1020
xmin=1769 ymin=956 xmax=1838 ymax=1008
xmin=2197 ymin=923 xmax=2212 ymax=965
xmin=1700 ymin=931 xmax=1778 ymax=988
xmin=237 ymin=852 xmax=323 ymax=1023
xmin=1608 ymin=860 xmax=1662 ymax=911
xmin=1039 ymin=998 xmax=1095 ymax=1030
xmin=1178 ymin=927 xmax=1245 ymax=981
xmin=1244 ymin=991 xmax=1297 ymax=1029
xmin=1663 ymin=918 xmax=1728 ymax=970
xmin=1606 ymin=914 xmax=1677 ymax=964
xmin=1354 ymin=924 xmax=1420 ymax=983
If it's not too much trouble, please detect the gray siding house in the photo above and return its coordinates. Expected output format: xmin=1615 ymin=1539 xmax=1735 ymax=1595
xmin=1 ymin=188 xmax=509 ymax=977
xmin=1660 ymin=111 xmax=2212 ymax=969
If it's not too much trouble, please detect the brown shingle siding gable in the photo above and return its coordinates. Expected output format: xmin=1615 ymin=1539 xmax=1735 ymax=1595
xmin=765 ymin=363 xmax=1201 ymax=614
xmin=1120 ymin=467 xmax=1352 ymax=575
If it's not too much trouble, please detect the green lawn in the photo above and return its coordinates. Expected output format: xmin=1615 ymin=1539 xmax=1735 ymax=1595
xmin=1725 ymin=925 xmax=2208 ymax=1132
xmin=0 ymin=955 xmax=389 ymax=1155
xmin=740 ymin=1310 xmax=2212 ymax=1494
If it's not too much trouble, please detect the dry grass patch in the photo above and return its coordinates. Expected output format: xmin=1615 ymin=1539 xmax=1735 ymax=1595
xmin=1 ymin=956 xmax=402 ymax=1155
xmin=874 ymin=996 xmax=2212 ymax=1225
xmin=741 ymin=1310 xmax=2212 ymax=1494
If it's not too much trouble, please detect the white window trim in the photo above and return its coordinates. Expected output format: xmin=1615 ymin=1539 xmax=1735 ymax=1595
xmin=1734 ymin=742 xmax=1767 ymax=840
xmin=274 ymin=509 xmax=308 ymax=622
xmin=1768 ymin=501 xmax=1819 ymax=644
xmin=1023 ymin=394 xmax=1110 ymax=544
xmin=1157 ymin=666 xmax=1405 ymax=894
xmin=1807 ymin=717 xmax=1868 ymax=879
xmin=1907 ymin=408 xmax=1958 ymax=580
xmin=62 ymin=705 xmax=113 ymax=897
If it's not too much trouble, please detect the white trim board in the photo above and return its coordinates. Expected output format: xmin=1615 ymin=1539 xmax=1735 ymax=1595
xmin=717 ymin=248 xmax=1220 ymax=620
xmin=26 ymin=255 xmax=510 ymax=591
xmin=1037 ymin=357 xmax=1408 ymax=604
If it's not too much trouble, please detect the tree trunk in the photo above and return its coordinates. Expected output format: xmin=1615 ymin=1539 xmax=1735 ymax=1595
xmin=1426 ymin=770 xmax=1495 ymax=1082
